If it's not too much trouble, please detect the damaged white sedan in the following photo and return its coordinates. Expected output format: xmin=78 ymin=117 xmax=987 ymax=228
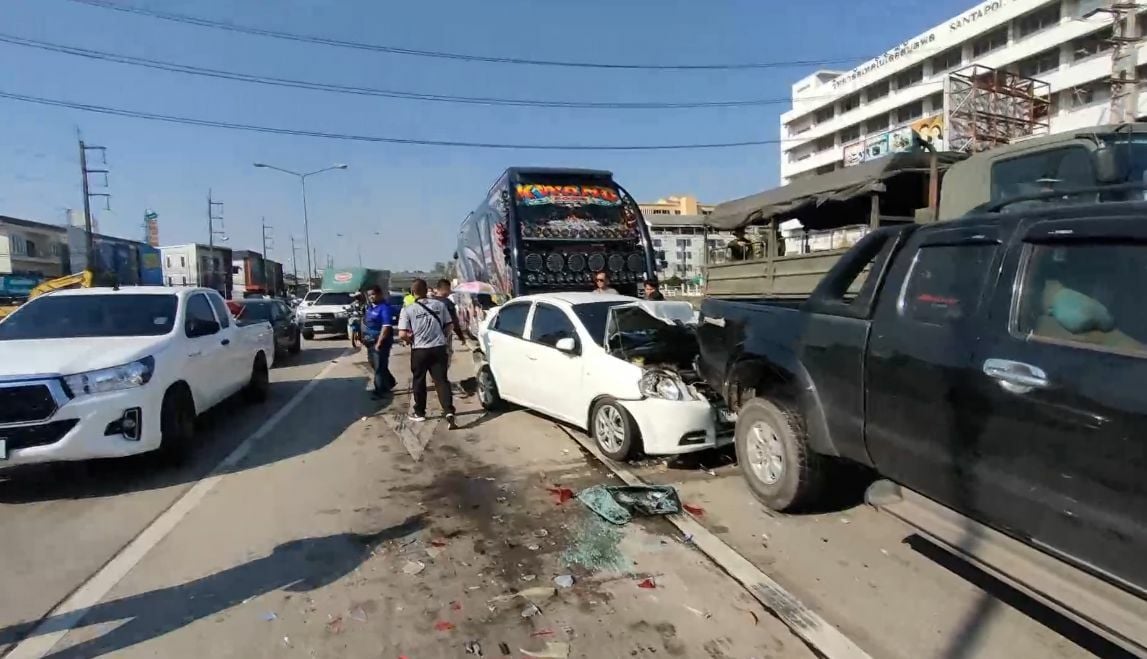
xmin=476 ymin=292 xmax=732 ymax=460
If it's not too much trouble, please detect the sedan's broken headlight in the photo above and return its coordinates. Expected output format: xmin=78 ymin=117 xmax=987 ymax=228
xmin=639 ymin=368 xmax=692 ymax=402
xmin=64 ymin=356 xmax=155 ymax=397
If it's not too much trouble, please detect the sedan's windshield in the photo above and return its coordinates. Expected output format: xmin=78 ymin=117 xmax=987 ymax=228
xmin=314 ymin=292 xmax=353 ymax=306
xmin=0 ymin=294 xmax=178 ymax=340
xmin=570 ymin=301 xmax=629 ymax=345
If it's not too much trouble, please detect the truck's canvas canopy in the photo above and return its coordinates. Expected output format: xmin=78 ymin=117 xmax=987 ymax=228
xmin=706 ymin=151 xmax=966 ymax=231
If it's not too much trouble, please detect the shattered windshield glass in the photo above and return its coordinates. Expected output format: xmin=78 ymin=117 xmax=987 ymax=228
xmin=605 ymin=304 xmax=697 ymax=367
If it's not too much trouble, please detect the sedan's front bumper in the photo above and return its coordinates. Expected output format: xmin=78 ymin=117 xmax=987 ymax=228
xmin=0 ymin=385 xmax=166 ymax=467
xmin=618 ymin=397 xmax=734 ymax=456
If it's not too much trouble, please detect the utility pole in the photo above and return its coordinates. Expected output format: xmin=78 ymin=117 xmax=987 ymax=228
xmin=206 ymin=190 xmax=225 ymax=289
xmin=261 ymin=217 xmax=274 ymax=291
xmin=289 ymin=235 xmax=300 ymax=285
xmin=1091 ymin=2 xmax=1142 ymax=123
xmin=312 ymin=247 xmax=318 ymax=280
xmin=78 ymin=134 xmax=110 ymax=271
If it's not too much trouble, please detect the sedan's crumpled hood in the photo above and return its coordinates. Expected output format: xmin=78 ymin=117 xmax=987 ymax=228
xmin=0 ymin=336 xmax=169 ymax=378
xmin=606 ymin=301 xmax=699 ymax=367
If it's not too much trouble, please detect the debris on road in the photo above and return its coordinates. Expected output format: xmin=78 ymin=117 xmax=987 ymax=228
xmin=531 ymin=629 xmax=556 ymax=638
xmin=686 ymin=605 xmax=712 ymax=619
xmin=426 ymin=546 xmax=445 ymax=560
xmin=534 ymin=528 xmax=549 ymax=538
xmin=577 ymin=484 xmax=681 ymax=525
xmin=521 ymin=602 xmax=541 ymax=618
xmin=553 ymin=574 xmax=574 ymax=588
xmin=488 ymin=586 xmax=557 ymax=606
xmin=451 ymin=600 xmax=463 ymax=611
xmin=637 ymin=577 xmax=657 ymax=589
xmin=499 ymin=642 xmax=512 ymax=655
xmin=402 ymin=560 xmax=426 ymax=575
xmin=325 ymin=615 xmax=344 ymax=635
xmin=682 ymin=503 xmax=705 ymax=516
xmin=349 ymin=606 xmax=368 ymax=622
xmin=546 ymin=486 xmax=574 ymax=505
xmin=521 ymin=641 xmax=571 ymax=658
xmin=464 ymin=640 xmax=484 ymax=655
xmin=261 ymin=612 xmax=277 ymax=622
xmin=435 ymin=620 xmax=456 ymax=632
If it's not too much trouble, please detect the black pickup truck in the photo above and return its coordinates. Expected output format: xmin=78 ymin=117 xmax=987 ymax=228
xmin=696 ymin=200 xmax=1147 ymax=649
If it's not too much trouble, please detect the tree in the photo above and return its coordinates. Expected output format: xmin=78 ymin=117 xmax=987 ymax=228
xmin=664 ymin=275 xmax=683 ymax=288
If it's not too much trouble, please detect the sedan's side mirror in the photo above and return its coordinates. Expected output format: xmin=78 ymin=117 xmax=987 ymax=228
xmin=555 ymin=337 xmax=577 ymax=353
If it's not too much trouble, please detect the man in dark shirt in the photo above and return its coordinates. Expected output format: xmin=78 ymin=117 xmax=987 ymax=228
xmin=643 ymin=278 xmax=665 ymax=301
xmin=728 ymin=228 xmax=753 ymax=261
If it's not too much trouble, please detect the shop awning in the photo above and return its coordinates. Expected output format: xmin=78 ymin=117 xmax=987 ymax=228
xmin=706 ymin=151 xmax=965 ymax=230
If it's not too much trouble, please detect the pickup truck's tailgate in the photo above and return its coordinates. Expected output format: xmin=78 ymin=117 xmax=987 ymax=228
xmin=697 ymin=298 xmax=803 ymax=394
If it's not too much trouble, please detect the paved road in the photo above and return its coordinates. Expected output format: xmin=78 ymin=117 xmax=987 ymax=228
xmin=3 ymin=345 xmax=811 ymax=658
xmin=0 ymin=340 xmax=1128 ymax=658
xmin=0 ymin=339 xmax=348 ymax=656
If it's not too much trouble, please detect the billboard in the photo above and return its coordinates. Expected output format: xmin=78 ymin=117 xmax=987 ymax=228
xmin=841 ymin=114 xmax=946 ymax=167
xmin=144 ymin=215 xmax=159 ymax=247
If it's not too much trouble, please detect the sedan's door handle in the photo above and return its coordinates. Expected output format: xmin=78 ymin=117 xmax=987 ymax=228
xmin=526 ymin=355 xmax=538 ymax=361
xmin=983 ymin=358 xmax=1050 ymax=394
xmin=188 ymin=350 xmax=203 ymax=357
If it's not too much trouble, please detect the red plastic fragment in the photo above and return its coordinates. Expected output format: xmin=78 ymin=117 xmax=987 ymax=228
xmin=683 ymin=503 xmax=704 ymax=516
xmin=434 ymin=620 xmax=456 ymax=632
xmin=637 ymin=578 xmax=656 ymax=589
xmin=547 ymin=486 xmax=574 ymax=504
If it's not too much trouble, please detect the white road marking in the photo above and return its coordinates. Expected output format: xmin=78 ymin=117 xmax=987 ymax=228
xmin=5 ymin=351 xmax=351 ymax=659
xmin=556 ymin=425 xmax=873 ymax=659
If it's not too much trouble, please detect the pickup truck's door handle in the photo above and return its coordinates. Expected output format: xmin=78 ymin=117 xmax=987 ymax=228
xmin=983 ymin=358 xmax=1050 ymax=394
xmin=221 ymin=339 xmax=231 ymax=346
xmin=526 ymin=355 xmax=538 ymax=361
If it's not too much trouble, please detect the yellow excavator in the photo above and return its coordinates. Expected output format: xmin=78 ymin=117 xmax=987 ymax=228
xmin=0 ymin=269 xmax=95 ymax=320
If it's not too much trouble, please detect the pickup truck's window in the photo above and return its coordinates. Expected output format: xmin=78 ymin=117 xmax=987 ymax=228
xmin=991 ymin=147 xmax=1093 ymax=202
xmin=185 ymin=294 xmax=218 ymax=335
xmin=1015 ymin=243 xmax=1147 ymax=355
xmin=901 ymin=245 xmax=996 ymax=325
xmin=530 ymin=303 xmax=576 ymax=347
xmin=314 ymin=292 xmax=353 ymax=306
xmin=492 ymin=303 xmax=529 ymax=337
xmin=207 ymin=293 xmax=231 ymax=328
xmin=0 ymin=295 xmax=178 ymax=340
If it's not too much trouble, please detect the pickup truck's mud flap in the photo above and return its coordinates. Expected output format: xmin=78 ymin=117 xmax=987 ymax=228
xmin=868 ymin=479 xmax=1147 ymax=657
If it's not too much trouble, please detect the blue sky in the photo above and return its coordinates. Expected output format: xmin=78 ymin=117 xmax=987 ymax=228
xmin=0 ymin=0 xmax=971 ymax=272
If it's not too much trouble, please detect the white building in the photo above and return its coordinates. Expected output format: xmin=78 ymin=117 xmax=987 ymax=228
xmin=159 ymin=244 xmax=233 ymax=297
xmin=780 ymin=0 xmax=1147 ymax=184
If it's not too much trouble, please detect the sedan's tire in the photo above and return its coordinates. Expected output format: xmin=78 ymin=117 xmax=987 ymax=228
xmin=288 ymin=330 xmax=302 ymax=354
xmin=244 ymin=353 xmax=270 ymax=403
xmin=157 ymin=385 xmax=196 ymax=464
xmin=476 ymin=365 xmax=502 ymax=411
xmin=590 ymin=397 xmax=641 ymax=461
xmin=735 ymin=397 xmax=824 ymax=512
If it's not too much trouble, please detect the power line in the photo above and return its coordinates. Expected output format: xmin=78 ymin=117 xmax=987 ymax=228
xmin=0 ymin=32 xmax=807 ymax=109
xmin=0 ymin=88 xmax=786 ymax=150
xmin=65 ymin=0 xmax=869 ymax=71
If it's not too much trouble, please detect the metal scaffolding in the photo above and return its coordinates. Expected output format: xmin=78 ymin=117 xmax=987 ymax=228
xmin=945 ymin=64 xmax=1051 ymax=153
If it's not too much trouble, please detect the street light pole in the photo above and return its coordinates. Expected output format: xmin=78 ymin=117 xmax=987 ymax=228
xmin=253 ymin=162 xmax=347 ymax=288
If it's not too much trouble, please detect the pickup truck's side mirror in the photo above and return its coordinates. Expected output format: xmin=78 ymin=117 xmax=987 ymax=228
xmin=187 ymin=318 xmax=221 ymax=338
xmin=555 ymin=337 xmax=578 ymax=354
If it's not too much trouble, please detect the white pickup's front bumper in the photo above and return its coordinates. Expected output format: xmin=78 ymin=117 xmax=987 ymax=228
xmin=618 ymin=397 xmax=734 ymax=456
xmin=0 ymin=384 xmax=166 ymax=467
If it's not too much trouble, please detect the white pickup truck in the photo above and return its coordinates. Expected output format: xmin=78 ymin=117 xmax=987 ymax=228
xmin=0 ymin=286 xmax=275 ymax=466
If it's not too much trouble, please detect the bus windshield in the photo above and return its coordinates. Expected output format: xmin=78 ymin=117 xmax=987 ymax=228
xmin=514 ymin=175 xmax=627 ymax=237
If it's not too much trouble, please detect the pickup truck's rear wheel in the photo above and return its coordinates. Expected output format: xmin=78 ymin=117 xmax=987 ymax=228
xmin=591 ymin=397 xmax=641 ymax=461
xmin=735 ymin=397 xmax=823 ymax=512
xmin=244 ymin=354 xmax=270 ymax=403
xmin=158 ymin=386 xmax=195 ymax=463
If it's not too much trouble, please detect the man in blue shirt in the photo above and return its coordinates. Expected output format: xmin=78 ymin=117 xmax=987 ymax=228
xmin=364 ymin=285 xmax=396 ymax=398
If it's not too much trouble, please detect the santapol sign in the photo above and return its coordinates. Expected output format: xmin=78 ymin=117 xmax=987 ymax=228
xmin=831 ymin=0 xmax=1023 ymax=89
xmin=832 ymin=33 xmax=936 ymax=88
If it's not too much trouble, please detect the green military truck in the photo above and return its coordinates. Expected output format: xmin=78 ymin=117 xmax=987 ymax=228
xmin=704 ymin=124 xmax=1147 ymax=298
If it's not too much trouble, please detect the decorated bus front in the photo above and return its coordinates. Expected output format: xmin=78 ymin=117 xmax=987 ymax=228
xmin=507 ymin=171 xmax=654 ymax=296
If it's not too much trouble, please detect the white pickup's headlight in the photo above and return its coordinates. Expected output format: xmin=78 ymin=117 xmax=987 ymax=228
xmin=639 ymin=369 xmax=690 ymax=401
xmin=64 ymin=356 xmax=155 ymax=397
xmin=335 ymin=311 xmax=348 ymax=318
